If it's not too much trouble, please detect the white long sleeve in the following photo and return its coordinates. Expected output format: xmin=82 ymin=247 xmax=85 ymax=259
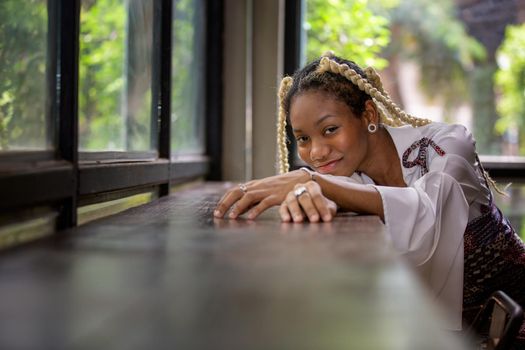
xmin=369 ymin=123 xmax=490 ymax=330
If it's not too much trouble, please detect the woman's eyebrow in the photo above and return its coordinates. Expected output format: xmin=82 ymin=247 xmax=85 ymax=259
xmin=293 ymin=115 xmax=338 ymax=133
xmin=315 ymin=114 xmax=337 ymax=126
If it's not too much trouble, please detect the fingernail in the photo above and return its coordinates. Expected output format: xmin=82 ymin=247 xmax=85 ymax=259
xmin=323 ymin=214 xmax=331 ymax=221
xmin=282 ymin=215 xmax=290 ymax=222
xmin=294 ymin=215 xmax=302 ymax=222
xmin=214 ymin=210 xmax=221 ymax=217
xmin=310 ymin=214 xmax=319 ymax=222
xmin=229 ymin=212 xmax=236 ymax=219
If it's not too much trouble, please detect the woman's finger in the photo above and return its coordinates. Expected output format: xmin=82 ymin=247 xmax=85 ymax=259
xmin=327 ymin=200 xmax=337 ymax=216
xmin=246 ymin=196 xmax=278 ymax=220
xmin=315 ymin=198 xmax=336 ymax=222
xmin=214 ymin=185 xmax=246 ymax=218
xmin=285 ymin=191 xmax=305 ymax=223
xmin=307 ymin=183 xmax=334 ymax=222
xmin=279 ymin=201 xmax=292 ymax=222
xmin=295 ymin=189 xmax=320 ymax=222
xmin=215 ymin=170 xmax=315 ymax=220
xmin=228 ymin=189 xmax=267 ymax=219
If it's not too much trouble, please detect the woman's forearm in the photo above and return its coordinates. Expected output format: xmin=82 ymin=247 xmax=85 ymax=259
xmin=315 ymin=175 xmax=384 ymax=220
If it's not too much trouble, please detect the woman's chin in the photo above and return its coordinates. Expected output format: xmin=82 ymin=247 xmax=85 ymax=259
xmin=317 ymin=166 xmax=354 ymax=177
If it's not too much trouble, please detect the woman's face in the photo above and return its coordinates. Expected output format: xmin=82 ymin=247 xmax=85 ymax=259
xmin=290 ymin=90 xmax=369 ymax=176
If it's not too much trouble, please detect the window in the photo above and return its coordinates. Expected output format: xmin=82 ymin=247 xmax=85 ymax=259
xmin=79 ymin=0 xmax=154 ymax=152
xmin=0 ymin=0 xmax=220 ymax=245
xmin=171 ymin=0 xmax=206 ymax=157
xmin=0 ymin=0 xmax=50 ymax=151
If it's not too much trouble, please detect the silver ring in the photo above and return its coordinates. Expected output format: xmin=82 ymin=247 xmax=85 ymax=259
xmin=294 ymin=186 xmax=307 ymax=198
xmin=239 ymin=183 xmax=248 ymax=194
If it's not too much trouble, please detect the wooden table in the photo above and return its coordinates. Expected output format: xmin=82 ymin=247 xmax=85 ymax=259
xmin=0 ymin=183 xmax=471 ymax=349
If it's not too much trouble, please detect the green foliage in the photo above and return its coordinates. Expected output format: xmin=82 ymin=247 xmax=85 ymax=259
xmin=1 ymin=0 xmax=197 ymax=153
xmin=0 ymin=0 xmax=48 ymax=150
xmin=382 ymin=0 xmax=486 ymax=112
xmin=304 ymin=0 xmax=394 ymax=69
xmin=304 ymin=0 xmax=485 ymax=117
xmin=171 ymin=0 xmax=205 ymax=154
xmin=494 ymin=23 xmax=525 ymax=153
xmin=79 ymin=0 xmax=153 ymax=151
xmin=79 ymin=0 xmax=126 ymax=150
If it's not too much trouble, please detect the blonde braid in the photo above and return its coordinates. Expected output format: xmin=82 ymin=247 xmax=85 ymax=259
xmin=317 ymin=56 xmax=508 ymax=196
xmin=277 ymin=76 xmax=293 ymax=174
xmin=316 ymin=57 xmax=432 ymax=128
xmin=484 ymin=170 xmax=510 ymax=196
xmin=475 ymin=155 xmax=510 ymax=197
xmin=364 ymin=66 xmax=389 ymax=97
xmin=363 ymin=67 xmax=401 ymax=127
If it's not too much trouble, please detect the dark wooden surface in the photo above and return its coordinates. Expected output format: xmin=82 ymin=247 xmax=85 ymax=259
xmin=0 ymin=183 xmax=469 ymax=349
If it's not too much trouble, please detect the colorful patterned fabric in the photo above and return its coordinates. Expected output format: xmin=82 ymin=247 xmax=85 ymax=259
xmin=463 ymin=199 xmax=525 ymax=348
xmin=402 ymin=137 xmax=446 ymax=176
xmin=401 ymin=137 xmax=525 ymax=347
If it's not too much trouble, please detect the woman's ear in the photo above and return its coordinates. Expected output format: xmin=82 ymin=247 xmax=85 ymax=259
xmin=363 ymin=100 xmax=379 ymax=127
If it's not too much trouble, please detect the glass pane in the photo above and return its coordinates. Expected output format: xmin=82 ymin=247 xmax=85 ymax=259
xmin=0 ymin=0 xmax=49 ymax=151
xmin=79 ymin=0 xmax=154 ymax=151
xmin=171 ymin=0 xmax=206 ymax=156
xmin=302 ymin=0 xmax=525 ymax=156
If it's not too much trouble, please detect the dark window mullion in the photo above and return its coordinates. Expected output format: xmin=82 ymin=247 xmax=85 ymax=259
xmin=480 ymin=156 xmax=525 ymax=181
xmin=152 ymin=0 xmax=172 ymax=196
xmin=284 ymin=0 xmax=303 ymax=170
xmin=79 ymin=160 xmax=170 ymax=196
xmin=0 ymin=165 xmax=74 ymax=211
xmin=205 ymin=0 xmax=223 ymax=181
xmin=284 ymin=0 xmax=302 ymax=77
xmin=158 ymin=0 xmax=173 ymax=161
xmin=56 ymin=0 xmax=80 ymax=230
xmin=47 ymin=0 xmax=58 ymax=150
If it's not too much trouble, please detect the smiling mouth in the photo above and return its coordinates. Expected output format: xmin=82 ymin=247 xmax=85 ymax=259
xmin=315 ymin=159 xmax=341 ymax=174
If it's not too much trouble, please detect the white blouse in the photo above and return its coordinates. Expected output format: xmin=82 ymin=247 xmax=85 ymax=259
xmin=357 ymin=122 xmax=490 ymax=330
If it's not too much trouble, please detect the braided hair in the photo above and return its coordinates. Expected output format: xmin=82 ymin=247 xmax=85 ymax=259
xmin=276 ymin=52 xmax=431 ymax=174
xmin=276 ymin=52 xmax=506 ymax=196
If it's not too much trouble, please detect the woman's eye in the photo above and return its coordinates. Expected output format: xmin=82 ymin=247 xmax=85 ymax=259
xmin=296 ymin=136 xmax=309 ymax=144
xmin=324 ymin=126 xmax=339 ymax=135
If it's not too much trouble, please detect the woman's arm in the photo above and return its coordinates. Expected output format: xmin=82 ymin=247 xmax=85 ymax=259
xmin=316 ymin=174 xmax=384 ymax=219
xmin=214 ymin=169 xmax=384 ymax=221
xmin=213 ymin=169 xmax=311 ymax=219
xmin=279 ymin=174 xmax=384 ymax=223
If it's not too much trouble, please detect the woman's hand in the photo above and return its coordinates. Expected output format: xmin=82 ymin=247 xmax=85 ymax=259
xmin=214 ymin=170 xmax=311 ymax=220
xmin=280 ymin=181 xmax=337 ymax=223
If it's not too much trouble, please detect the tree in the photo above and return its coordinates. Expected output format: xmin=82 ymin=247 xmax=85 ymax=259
xmin=79 ymin=0 xmax=154 ymax=151
xmin=79 ymin=0 xmax=126 ymax=150
xmin=171 ymin=0 xmax=206 ymax=154
xmin=304 ymin=0 xmax=395 ymax=69
xmin=0 ymin=0 xmax=48 ymax=150
xmin=303 ymin=0 xmax=485 ymax=120
xmin=376 ymin=0 xmax=486 ymax=115
xmin=494 ymin=23 xmax=525 ymax=154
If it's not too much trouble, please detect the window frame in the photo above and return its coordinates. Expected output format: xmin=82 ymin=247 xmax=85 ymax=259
xmin=0 ymin=0 xmax=222 ymax=230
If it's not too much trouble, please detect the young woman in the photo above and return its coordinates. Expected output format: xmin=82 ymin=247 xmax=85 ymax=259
xmin=214 ymin=53 xmax=525 ymax=345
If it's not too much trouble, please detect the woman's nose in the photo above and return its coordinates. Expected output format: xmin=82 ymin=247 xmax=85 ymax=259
xmin=310 ymin=140 xmax=329 ymax=162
